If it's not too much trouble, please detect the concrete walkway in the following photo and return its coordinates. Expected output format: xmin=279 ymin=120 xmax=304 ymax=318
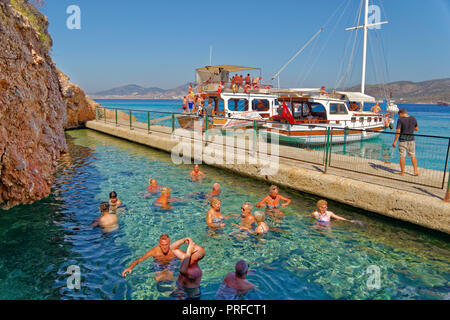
xmin=86 ymin=119 xmax=450 ymax=234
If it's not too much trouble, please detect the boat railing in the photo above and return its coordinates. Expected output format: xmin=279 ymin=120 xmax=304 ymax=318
xmin=94 ymin=105 xmax=450 ymax=193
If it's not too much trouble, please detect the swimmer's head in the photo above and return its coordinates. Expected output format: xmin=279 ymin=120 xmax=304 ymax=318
xmin=161 ymin=187 xmax=171 ymax=196
xmin=109 ymin=191 xmax=118 ymax=200
xmin=235 ymin=260 xmax=249 ymax=278
xmin=192 ymin=244 xmax=205 ymax=262
xmin=159 ymin=234 xmax=171 ymax=254
xmin=241 ymin=202 xmax=253 ymax=216
xmin=210 ymin=197 xmax=221 ymax=209
xmin=212 ymin=183 xmax=221 ymax=191
xmin=194 ymin=165 xmax=200 ymax=172
xmin=317 ymin=200 xmax=328 ymax=212
xmin=100 ymin=202 xmax=110 ymax=214
xmin=254 ymin=211 xmax=266 ymax=222
xmin=149 ymin=179 xmax=157 ymax=185
xmin=269 ymin=185 xmax=279 ymax=196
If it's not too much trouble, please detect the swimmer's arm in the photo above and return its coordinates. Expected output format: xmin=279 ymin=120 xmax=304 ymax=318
xmin=329 ymin=211 xmax=350 ymax=221
xmin=225 ymin=214 xmax=240 ymax=220
xmin=90 ymin=218 xmax=100 ymax=228
xmin=279 ymin=195 xmax=291 ymax=207
xmin=179 ymin=241 xmax=195 ymax=276
xmin=269 ymin=227 xmax=288 ymax=233
xmin=255 ymin=197 xmax=268 ymax=207
xmin=122 ymin=248 xmax=156 ymax=276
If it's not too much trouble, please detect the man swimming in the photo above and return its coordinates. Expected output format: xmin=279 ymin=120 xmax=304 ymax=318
xmin=122 ymin=235 xmax=192 ymax=282
xmin=171 ymin=239 xmax=205 ymax=300
xmin=146 ymin=178 xmax=162 ymax=194
xmin=203 ymin=183 xmax=221 ymax=204
xmin=214 ymin=260 xmax=255 ymax=300
xmin=189 ymin=164 xmax=206 ymax=181
xmin=154 ymin=187 xmax=183 ymax=210
xmin=108 ymin=191 xmax=122 ymax=212
xmin=312 ymin=200 xmax=354 ymax=223
xmin=256 ymin=185 xmax=291 ymax=218
xmin=226 ymin=202 xmax=257 ymax=230
xmin=90 ymin=202 xmax=118 ymax=233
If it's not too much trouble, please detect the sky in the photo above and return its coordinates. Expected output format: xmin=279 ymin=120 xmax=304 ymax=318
xmin=38 ymin=0 xmax=450 ymax=93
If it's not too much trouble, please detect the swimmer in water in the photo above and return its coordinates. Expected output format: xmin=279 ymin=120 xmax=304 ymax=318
xmin=108 ymin=191 xmax=122 ymax=212
xmin=154 ymin=187 xmax=184 ymax=210
xmin=203 ymin=183 xmax=221 ymax=205
xmin=189 ymin=165 xmax=206 ymax=181
xmin=206 ymin=197 xmax=225 ymax=229
xmin=171 ymin=239 xmax=205 ymax=300
xmin=256 ymin=185 xmax=291 ymax=218
xmin=226 ymin=202 xmax=257 ymax=230
xmin=90 ymin=202 xmax=118 ymax=233
xmin=146 ymin=178 xmax=162 ymax=194
xmin=122 ymin=235 xmax=192 ymax=283
xmin=214 ymin=260 xmax=255 ymax=300
xmin=312 ymin=200 xmax=354 ymax=223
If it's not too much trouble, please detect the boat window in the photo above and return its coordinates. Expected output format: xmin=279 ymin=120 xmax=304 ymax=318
xmin=330 ymin=103 xmax=348 ymax=114
xmin=228 ymin=98 xmax=249 ymax=112
xmin=309 ymin=103 xmax=327 ymax=121
xmin=252 ymin=99 xmax=270 ymax=112
xmin=351 ymin=117 xmax=356 ymax=123
xmin=210 ymin=97 xmax=225 ymax=116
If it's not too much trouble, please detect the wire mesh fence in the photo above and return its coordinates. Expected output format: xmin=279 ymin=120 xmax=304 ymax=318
xmin=94 ymin=106 xmax=450 ymax=190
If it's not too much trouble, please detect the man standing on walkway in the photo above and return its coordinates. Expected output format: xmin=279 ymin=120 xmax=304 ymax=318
xmin=392 ymin=109 xmax=419 ymax=176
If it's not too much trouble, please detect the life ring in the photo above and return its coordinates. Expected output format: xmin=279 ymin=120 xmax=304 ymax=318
xmin=231 ymin=83 xmax=238 ymax=93
xmin=244 ymin=84 xmax=251 ymax=94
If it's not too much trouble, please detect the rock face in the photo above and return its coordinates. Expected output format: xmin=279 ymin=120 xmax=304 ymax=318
xmin=0 ymin=0 xmax=95 ymax=209
xmin=58 ymin=69 xmax=99 ymax=129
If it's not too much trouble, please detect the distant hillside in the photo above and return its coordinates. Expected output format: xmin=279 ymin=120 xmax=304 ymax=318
xmin=343 ymin=78 xmax=450 ymax=104
xmin=90 ymin=83 xmax=190 ymax=99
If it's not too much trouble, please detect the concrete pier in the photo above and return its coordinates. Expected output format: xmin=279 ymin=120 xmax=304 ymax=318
xmin=85 ymin=119 xmax=450 ymax=234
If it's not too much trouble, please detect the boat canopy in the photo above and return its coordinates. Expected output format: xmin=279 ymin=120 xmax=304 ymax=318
xmin=196 ymin=65 xmax=259 ymax=85
xmin=335 ymin=91 xmax=376 ymax=103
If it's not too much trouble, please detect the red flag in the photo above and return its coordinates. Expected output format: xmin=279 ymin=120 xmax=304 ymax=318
xmin=390 ymin=90 xmax=393 ymax=99
xmin=282 ymin=101 xmax=295 ymax=125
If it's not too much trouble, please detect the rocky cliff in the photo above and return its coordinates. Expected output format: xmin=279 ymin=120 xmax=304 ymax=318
xmin=0 ymin=0 xmax=95 ymax=209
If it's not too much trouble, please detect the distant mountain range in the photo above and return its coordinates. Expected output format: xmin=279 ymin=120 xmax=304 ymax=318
xmin=89 ymin=78 xmax=450 ymax=104
xmin=343 ymin=78 xmax=450 ymax=104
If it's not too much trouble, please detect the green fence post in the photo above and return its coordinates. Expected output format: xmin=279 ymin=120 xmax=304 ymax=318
xmin=129 ymin=110 xmax=133 ymax=130
xmin=324 ymin=127 xmax=331 ymax=173
xmin=148 ymin=111 xmax=151 ymax=134
xmin=115 ymin=109 xmax=118 ymax=126
xmin=172 ymin=113 xmax=175 ymax=133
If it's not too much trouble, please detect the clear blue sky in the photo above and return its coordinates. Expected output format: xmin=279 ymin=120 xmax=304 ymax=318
xmin=39 ymin=0 xmax=450 ymax=93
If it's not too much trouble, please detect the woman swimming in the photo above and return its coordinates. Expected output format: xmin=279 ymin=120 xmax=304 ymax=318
xmin=206 ymin=198 xmax=225 ymax=229
xmin=312 ymin=200 xmax=354 ymax=223
xmin=109 ymin=191 xmax=122 ymax=212
xmin=256 ymin=185 xmax=291 ymax=218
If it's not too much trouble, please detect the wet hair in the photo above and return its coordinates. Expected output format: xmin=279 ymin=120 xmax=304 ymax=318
xmin=235 ymin=260 xmax=249 ymax=277
xmin=398 ymin=109 xmax=407 ymax=115
xmin=254 ymin=211 xmax=266 ymax=222
xmin=317 ymin=200 xmax=328 ymax=209
xmin=100 ymin=202 xmax=110 ymax=213
xmin=213 ymin=183 xmax=220 ymax=191
xmin=109 ymin=191 xmax=117 ymax=199
xmin=210 ymin=197 xmax=221 ymax=207
xmin=159 ymin=234 xmax=170 ymax=241
xmin=149 ymin=178 xmax=156 ymax=184
xmin=243 ymin=202 xmax=253 ymax=212
xmin=160 ymin=187 xmax=170 ymax=195
xmin=270 ymin=185 xmax=279 ymax=192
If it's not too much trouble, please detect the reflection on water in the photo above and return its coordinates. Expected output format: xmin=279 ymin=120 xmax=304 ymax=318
xmin=0 ymin=129 xmax=448 ymax=300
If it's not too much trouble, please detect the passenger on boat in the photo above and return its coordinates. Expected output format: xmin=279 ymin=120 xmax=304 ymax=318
xmin=206 ymin=197 xmax=226 ymax=229
xmin=312 ymin=200 xmax=353 ymax=223
xmin=90 ymin=202 xmax=118 ymax=232
xmin=187 ymin=92 xmax=195 ymax=113
xmin=349 ymin=102 xmax=360 ymax=111
xmin=181 ymin=96 xmax=188 ymax=112
xmin=371 ymin=102 xmax=381 ymax=113
xmin=171 ymin=238 xmax=205 ymax=300
xmin=252 ymin=77 xmax=262 ymax=89
xmin=154 ymin=187 xmax=184 ymax=210
xmin=214 ymin=260 xmax=255 ymax=300
xmin=190 ymin=164 xmax=206 ymax=181
xmin=122 ymin=234 xmax=191 ymax=282
xmin=320 ymin=86 xmax=328 ymax=95
xmin=245 ymin=74 xmax=251 ymax=86
xmin=108 ymin=191 xmax=122 ymax=211
xmin=146 ymin=178 xmax=162 ymax=194
xmin=237 ymin=75 xmax=244 ymax=89
xmin=226 ymin=202 xmax=257 ymax=230
xmin=256 ymin=185 xmax=291 ymax=217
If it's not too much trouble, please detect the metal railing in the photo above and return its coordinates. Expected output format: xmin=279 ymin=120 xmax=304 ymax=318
xmin=94 ymin=106 xmax=450 ymax=191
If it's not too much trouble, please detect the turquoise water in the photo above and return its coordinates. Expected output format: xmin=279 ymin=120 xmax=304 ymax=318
xmin=0 ymin=129 xmax=449 ymax=300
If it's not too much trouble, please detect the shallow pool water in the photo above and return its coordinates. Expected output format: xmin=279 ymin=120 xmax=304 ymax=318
xmin=0 ymin=129 xmax=449 ymax=300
